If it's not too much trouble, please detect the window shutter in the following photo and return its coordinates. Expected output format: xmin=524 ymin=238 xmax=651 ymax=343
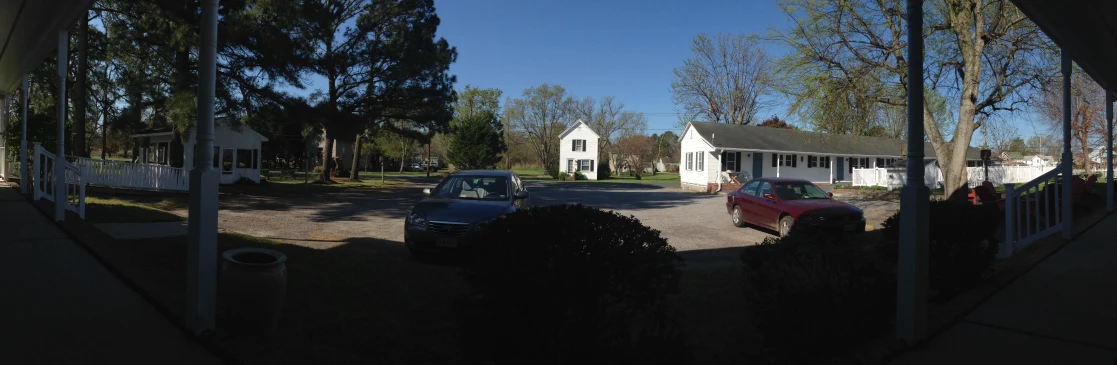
xmin=572 ymin=140 xmax=576 ymax=151
xmin=591 ymin=160 xmax=595 ymax=172
xmin=792 ymin=155 xmax=797 ymax=168
xmin=734 ymin=152 xmax=742 ymax=172
xmin=720 ymin=151 xmax=727 ymax=171
xmin=772 ymin=154 xmax=777 ymax=167
xmin=582 ymin=140 xmax=587 ymax=152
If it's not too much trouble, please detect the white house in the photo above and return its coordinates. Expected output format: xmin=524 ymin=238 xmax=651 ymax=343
xmin=558 ymin=119 xmax=600 ymax=180
xmin=678 ymin=122 xmax=983 ymax=192
xmin=129 ymin=117 xmax=269 ymax=184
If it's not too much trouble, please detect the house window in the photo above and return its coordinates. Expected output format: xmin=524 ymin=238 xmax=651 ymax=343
xmin=780 ymin=154 xmax=794 ymax=166
xmin=572 ymin=139 xmax=585 ymax=152
xmin=237 ymin=149 xmax=253 ymax=168
xmin=579 ymin=159 xmax=594 ymax=171
xmin=808 ymin=155 xmax=818 ymax=168
xmin=724 ymin=152 xmax=736 ymax=171
xmin=222 ymin=149 xmax=234 ymax=174
xmin=697 ymin=153 xmax=704 ymax=172
xmin=567 ymin=159 xmax=575 ymax=173
xmin=848 ymin=157 xmax=871 ymax=173
xmin=686 ymin=152 xmax=693 ymax=171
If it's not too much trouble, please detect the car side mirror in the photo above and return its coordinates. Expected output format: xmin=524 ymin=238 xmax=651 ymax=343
xmin=515 ymin=190 xmax=530 ymax=200
xmin=762 ymin=193 xmax=774 ymax=200
xmin=827 ymin=192 xmax=833 ymax=197
xmin=422 ymin=188 xmax=432 ymax=196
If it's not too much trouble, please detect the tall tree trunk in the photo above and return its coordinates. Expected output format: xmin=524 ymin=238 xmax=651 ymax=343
xmin=320 ymin=134 xmax=334 ymax=182
xmin=350 ymin=134 xmax=362 ymax=181
xmin=74 ymin=14 xmax=88 ymax=158
xmin=170 ymin=128 xmax=185 ymax=168
xmin=101 ymin=100 xmax=108 ymax=160
xmin=426 ymin=143 xmax=431 ymax=177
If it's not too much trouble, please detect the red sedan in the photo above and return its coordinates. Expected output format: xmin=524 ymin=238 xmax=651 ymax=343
xmin=725 ymin=178 xmax=866 ymax=237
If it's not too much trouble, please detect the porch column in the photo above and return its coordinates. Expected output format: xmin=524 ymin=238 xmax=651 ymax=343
xmin=829 ymin=156 xmax=834 ymax=183
xmin=776 ymin=154 xmax=781 ymax=178
xmin=19 ymin=75 xmax=28 ymax=195
xmin=54 ymin=30 xmax=68 ymax=222
xmin=1106 ymin=91 xmax=1113 ymax=213
xmin=1060 ymin=51 xmax=1073 ymax=240
xmin=186 ymin=0 xmax=220 ymax=335
xmin=897 ymin=0 xmax=929 ymax=344
xmin=1 ymin=95 xmax=8 ymax=181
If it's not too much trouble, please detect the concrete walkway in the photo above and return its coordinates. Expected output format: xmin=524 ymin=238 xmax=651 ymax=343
xmin=890 ymin=212 xmax=1117 ymax=364
xmin=94 ymin=221 xmax=189 ymax=240
xmin=0 ymin=186 xmax=223 ymax=364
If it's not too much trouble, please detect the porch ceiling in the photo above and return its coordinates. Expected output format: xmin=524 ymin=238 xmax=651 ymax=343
xmin=1011 ymin=0 xmax=1117 ymax=91
xmin=0 ymin=0 xmax=95 ymax=96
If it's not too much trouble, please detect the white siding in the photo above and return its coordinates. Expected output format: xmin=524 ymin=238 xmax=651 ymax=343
xmin=184 ymin=120 xmax=268 ymax=184
xmin=679 ymin=125 xmax=714 ymax=188
xmin=558 ymin=123 xmax=600 ymax=180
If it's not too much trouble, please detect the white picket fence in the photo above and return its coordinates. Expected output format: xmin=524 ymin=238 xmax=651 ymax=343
xmin=32 ymin=143 xmax=87 ymax=219
xmin=853 ymin=165 xmax=1053 ymax=188
xmin=70 ymin=156 xmax=189 ymax=191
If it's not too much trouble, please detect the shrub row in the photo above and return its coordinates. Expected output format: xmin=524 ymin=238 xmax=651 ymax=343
xmin=457 ymin=204 xmax=691 ymax=365
xmin=740 ymin=199 xmax=999 ymax=363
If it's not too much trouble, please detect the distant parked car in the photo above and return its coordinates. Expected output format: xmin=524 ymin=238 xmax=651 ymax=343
xmin=407 ymin=162 xmax=439 ymax=172
xmin=725 ymin=177 xmax=865 ymax=237
xmin=404 ymin=170 xmax=530 ymax=256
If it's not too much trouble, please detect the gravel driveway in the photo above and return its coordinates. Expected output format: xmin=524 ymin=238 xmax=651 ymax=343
xmin=187 ymin=180 xmax=897 ymax=268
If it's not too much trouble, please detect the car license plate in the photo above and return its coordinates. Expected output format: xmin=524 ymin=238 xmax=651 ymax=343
xmin=844 ymin=223 xmax=855 ymax=232
xmin=436 ymin=237 xmax=457 ymax=248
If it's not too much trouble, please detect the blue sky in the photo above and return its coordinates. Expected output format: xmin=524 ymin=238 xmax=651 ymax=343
xmin=291 ymin=0 xmax=793 ymax=136
xmin=434 ymin=0 xmax=791 ymax=135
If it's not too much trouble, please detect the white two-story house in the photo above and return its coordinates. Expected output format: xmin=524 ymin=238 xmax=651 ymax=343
xmin=558 ymin=119 xmax=600 ymax=180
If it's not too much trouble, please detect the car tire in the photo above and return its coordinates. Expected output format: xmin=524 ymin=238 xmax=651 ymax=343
xmin=731 ymin=205 xmax=747 ymax=228
xmin=778 ymin=216 xmax=794 ymax=238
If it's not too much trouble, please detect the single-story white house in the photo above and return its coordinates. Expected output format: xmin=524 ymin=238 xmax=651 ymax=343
xmin=558 ymin=119 xmax=600 ymax=180
xmin=131 ymin=117 xmax=269 ymax=184
xmin=678 ymin=122 xmax=983 ymax=192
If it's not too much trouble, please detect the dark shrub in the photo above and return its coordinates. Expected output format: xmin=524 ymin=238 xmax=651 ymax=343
xmin=574 ymin=171 xmax=588 ymax=180
xmin=878 ymin=200 xmax=998 ymax=299
xmin=740 ymin=232 xmax=894 ymax=363
xmin=598 ymin=161 xmax=612 ymax=179
xmin=457 ymin=204 xmax=691 ymax=365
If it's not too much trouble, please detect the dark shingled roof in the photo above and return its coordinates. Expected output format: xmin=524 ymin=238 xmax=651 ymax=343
xmin=688 ymin=122 xmax=982 ymax=160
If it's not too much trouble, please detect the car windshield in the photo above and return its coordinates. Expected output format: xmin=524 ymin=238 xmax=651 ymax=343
xmin=432 ymin=175 xmax=511 ymax=201
xmin=774 ymin=182 xmax=830 ymax=200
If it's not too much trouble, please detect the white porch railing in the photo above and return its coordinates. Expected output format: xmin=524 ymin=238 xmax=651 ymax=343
xmin=852 ymin=168 xmax=885 ymax=187
xmin=1000 ymin=168 xmax=1064 ymax=258
xmin=33 ymin=143 xmax=87 ymax=219
xmin=70 ymin=156 xmax=189 ymax=191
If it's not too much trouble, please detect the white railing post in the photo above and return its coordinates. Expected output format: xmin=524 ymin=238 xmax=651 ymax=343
xmin=1000 ymin=184 xmax=1016 ymax=259
xmin=32 ymin=142 xmax=41 ymax=200
xmin=78 ymin=165 xmax=87 ymax=219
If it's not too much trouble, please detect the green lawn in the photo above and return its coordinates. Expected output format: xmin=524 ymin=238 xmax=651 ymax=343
xmin=84 ymin=197 xmax=185 ymax=224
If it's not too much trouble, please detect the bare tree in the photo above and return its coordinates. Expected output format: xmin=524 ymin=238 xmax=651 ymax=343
xmin=504 ymin=84 xmax=575 ymax=177
xmin=573 ymin=96 xmax=648 ymax=172
xmin=1038 ymin=66 xmax=1107 ymax=174
xmin=671 ymin=33 xmax=772 ymax=126
xmin=616 ymin=134 xmax=656 ymax=180
xmin=774 ymin=0 xmax=1055 ymax=199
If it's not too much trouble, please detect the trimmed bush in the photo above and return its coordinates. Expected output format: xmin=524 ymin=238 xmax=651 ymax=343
xmin=574 ymin=171 xmax=588 ymax=180
xmin=740 ymin=232 xmax=894 ymax=364
xmin=458 ymin=204 xmax=691 ymax=365
xmin=598 ymin=162 xmax=612 ymax=179
xmin=878 ymin=200 xmax=998 ymax=299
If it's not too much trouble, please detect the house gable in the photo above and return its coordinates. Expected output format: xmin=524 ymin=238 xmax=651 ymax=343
xmin=558 ymin=119 xmax=601 ymax=140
